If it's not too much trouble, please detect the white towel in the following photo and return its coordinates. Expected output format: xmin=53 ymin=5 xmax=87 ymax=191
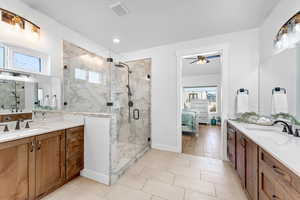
xmin=237 ymin=93 xmax=249 ymax=114
xmin=272 ymin=93 xmax=288 ymax=114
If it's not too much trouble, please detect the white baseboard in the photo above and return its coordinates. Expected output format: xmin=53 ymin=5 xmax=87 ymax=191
xmin=151 ymin=143 xmax=180 ymax=153
xmin=80 ymin=169 xmax=110 ymax=185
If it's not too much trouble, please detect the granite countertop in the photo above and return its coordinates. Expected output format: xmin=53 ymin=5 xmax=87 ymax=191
xmin=228 ymin=120 xmax=300 ymax=177
xmin=0 ymin=119 xmax=84 ymax=143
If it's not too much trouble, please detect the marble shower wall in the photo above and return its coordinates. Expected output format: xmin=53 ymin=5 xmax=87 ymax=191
xmin=63 ymin=41 xmax=111 ymax=113
xmin=110 ymin=58 xmax=151 ymax=178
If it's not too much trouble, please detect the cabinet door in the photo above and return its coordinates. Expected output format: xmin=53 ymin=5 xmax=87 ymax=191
xmin=236 ymin=131 xmax=246 ymax=187
xmin=227 ymin=123 xmax=236 ymax=168
xmin=36 ymin=130 xmax=66 ymax=198
xmin=245 ymin=138 xmax=258 ymax=200
xmin=66 ymin=126 xmax=84 ymax=180
xmin=0 ymin=137 xmax=35 ymax=200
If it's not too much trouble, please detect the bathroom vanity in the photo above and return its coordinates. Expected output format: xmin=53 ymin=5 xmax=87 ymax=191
xmin=227 ymin=121 xmax=300 ymax=200
xmin=0 ymin=120 xmax=84 ymax=200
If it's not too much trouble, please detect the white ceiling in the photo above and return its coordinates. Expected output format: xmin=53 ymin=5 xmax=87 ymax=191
xmin=182 ymin=56 xmax=221 ymax=77
xmin=21 ymin=0 xmax=279 ymax=53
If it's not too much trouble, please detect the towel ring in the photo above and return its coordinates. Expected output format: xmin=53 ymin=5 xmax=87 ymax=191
xmin=272 ymin=87 xmax=287 ymax=94
xmin=237 ymin=88 xmax=249 ymax=95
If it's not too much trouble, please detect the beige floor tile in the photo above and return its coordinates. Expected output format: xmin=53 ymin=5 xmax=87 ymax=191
xmin=127 ymin=161 xmax=146 ymax=175
xmin=141 ymin=167 xmax=175 ymax=184
xmin=168 ymin=166 xmax=201 ymax=179
xmin=143 ymin=180 xmax=185 ymax=200
xmin=201 ymin=171 xmax=238 ymax=185
xmin=42 ymin=177 xmax=110 ymax=200
xmin=118 ymin=173 xmax=148 ymax=190
xmin=106 ymin=184 xmax=151 ymax=200
xmin=185 ymin=190 xmax=218 ymax=200
xmin=174 ymin=175 xmax=215 ymax=196
xmin=214 ymin=183 xmax=247 ymax=200
xmin=152 ymin=195 xmax=167 ymax=200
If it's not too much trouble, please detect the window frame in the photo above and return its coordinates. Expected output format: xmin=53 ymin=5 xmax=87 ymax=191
xmin=183 ymin=86 xmax=218 ymax=114
xmin=0 ymin=42 xmax=50 ymax=75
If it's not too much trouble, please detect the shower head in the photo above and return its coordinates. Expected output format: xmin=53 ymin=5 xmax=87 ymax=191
xmin=114 ymin=62 xmax=131 ymax=73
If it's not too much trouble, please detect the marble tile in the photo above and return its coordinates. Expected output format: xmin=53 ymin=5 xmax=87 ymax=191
xmin=142 ymin=180 xmax=185 ymax=200
xmin=174 ymin=175 xmax=215 ymax=196
xmin=105 ymin=184 xmax=151 ymax=200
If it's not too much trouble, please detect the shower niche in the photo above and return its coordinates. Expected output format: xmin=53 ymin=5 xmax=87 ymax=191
xmin=62 ymin=41 xmax=151 ymax=183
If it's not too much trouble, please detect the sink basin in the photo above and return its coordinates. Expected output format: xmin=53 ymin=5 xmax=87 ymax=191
xmin=257 ymin=131 xmax=291 ymax=145
xmin=245 ymin=125 xmax=278 ymax=132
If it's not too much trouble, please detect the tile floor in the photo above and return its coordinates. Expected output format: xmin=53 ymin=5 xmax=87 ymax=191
xmin=182 ymin=125 xmax=221 ymax=159
xmin=42 ymin=149 xmax=247 ymax=200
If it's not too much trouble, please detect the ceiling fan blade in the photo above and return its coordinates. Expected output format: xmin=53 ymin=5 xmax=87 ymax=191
xmin=190 ymin=60 xmax=198 ymax=64
xmin=185 ymin=57 xmax=197 ymax=59
xmin=206 ymin=55 xmax=220 ymax=59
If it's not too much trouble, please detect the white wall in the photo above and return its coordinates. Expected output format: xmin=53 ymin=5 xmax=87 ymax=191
xmin=183 ymin=74 xmax=220 ymax=87
xmin=123 ymin=29 xmax=260 ymax=152
xmin=259 ymin=0 xmax=300 ymax=63
xmin=259 ymin=0 xmax=300 ymax=116
xmin=260 ymin=47 xmax=297 ymax=116
xmin=0 ymin=0 xmax=118 ymax=106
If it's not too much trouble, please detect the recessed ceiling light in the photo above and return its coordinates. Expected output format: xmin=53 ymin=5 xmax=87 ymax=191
xmin=113 ymin=38 xmax=120 ymax=44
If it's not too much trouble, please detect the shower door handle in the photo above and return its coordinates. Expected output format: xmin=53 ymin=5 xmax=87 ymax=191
xmin=133 ymin=109 xmax=140 ymax=120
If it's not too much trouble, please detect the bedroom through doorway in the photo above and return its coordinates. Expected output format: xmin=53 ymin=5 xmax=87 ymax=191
xmin=181 ymin=52 xmax=222 ymax=159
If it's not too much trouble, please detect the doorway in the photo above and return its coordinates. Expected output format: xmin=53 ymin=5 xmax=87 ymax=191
xmin=176 ymin=46 xmax=228 ymax=160
xmin=182 ymin=86 xmax=222 ymax=159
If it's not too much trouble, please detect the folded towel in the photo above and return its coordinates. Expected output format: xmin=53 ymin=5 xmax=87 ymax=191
xmin=272 ymin=93 xmax=288 ymax=114
xmin=237 ymin=93 xmax=249 ymax=114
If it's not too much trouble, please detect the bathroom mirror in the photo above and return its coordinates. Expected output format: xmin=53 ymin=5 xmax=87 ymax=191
xmin=0 ymin=75 xmax=60 ymax=113
xmin=259 ymin=43 xmax=300 ymax=120
xmin=0 ymin=79 xmax=34 ymax=113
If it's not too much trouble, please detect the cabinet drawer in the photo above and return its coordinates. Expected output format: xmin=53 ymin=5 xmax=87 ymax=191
xmin=66 ymin=126 xmax=84 ymax=157
xmin=260 ymin=148 xmax=300 ymax=197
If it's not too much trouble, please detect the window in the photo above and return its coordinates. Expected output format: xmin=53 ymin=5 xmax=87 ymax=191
xmin=12 ymin=52 xmax=42 ymax=72
xmin=0 ymin=47 xmax=4 ymax=68
xmin=88 ymin=71 xmax=104 ymax=84
xmin=75 ymin=68 xmax=87 ymax=80
xmin=184 ymin=86 xmax=218 ymax=113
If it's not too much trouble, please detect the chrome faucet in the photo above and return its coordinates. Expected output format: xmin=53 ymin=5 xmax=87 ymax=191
xmin=273 ymin=120 xmax=297 ymax=136
xmin=0 ymin=123 xmax=9 ymax=132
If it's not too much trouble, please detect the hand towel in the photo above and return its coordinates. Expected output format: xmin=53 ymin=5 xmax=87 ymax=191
xmin=237 ymin=93 xmax=249 ymax=114
xmin=272 ymin=93 xmax=288 ymax=114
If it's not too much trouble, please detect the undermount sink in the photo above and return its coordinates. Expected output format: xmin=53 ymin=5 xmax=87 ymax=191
xmin=244 ymin=125 xmax=278 ymax=132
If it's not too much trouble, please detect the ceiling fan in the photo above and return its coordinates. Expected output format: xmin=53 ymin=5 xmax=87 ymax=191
xmin=185 ymin=55 xmax=220 ymax=64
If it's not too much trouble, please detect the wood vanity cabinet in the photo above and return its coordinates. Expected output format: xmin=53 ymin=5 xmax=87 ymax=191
xmin=236 ymin=130 xmax=246 ymax=188
xmin=245 ymin=138 xmax=259 ymax=200
xmin=227 ymin=122 xmax=259 ymax=200
xmin=35 ymin=130 xmax=66 ymax=199
xmin=0 ymin=126 xmax=84 ymax=200
xmin=66 ymin=126 xmax=84 ymax=181
xmin=259 ymin=148 xmax=300 ymax=200
xmin=0 ymin=137 xmax=36 ymax=200
xmin=227 ymin=124 xmax=236 ymax=168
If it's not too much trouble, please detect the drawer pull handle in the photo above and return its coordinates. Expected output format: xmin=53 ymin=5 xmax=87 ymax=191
xmin=37 ymin=141 xmax=41 ymax=151
xmin=30 ymin=141 xmax=35 ymax=152
xmin=272 ymin=195 xmax=280 ymax=200
xmin=272 ymin=166 xmax=285 ymax=176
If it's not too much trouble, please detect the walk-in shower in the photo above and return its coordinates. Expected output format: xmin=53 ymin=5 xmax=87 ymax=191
xmin=114 ymin=62 xmax=134 ymax=123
